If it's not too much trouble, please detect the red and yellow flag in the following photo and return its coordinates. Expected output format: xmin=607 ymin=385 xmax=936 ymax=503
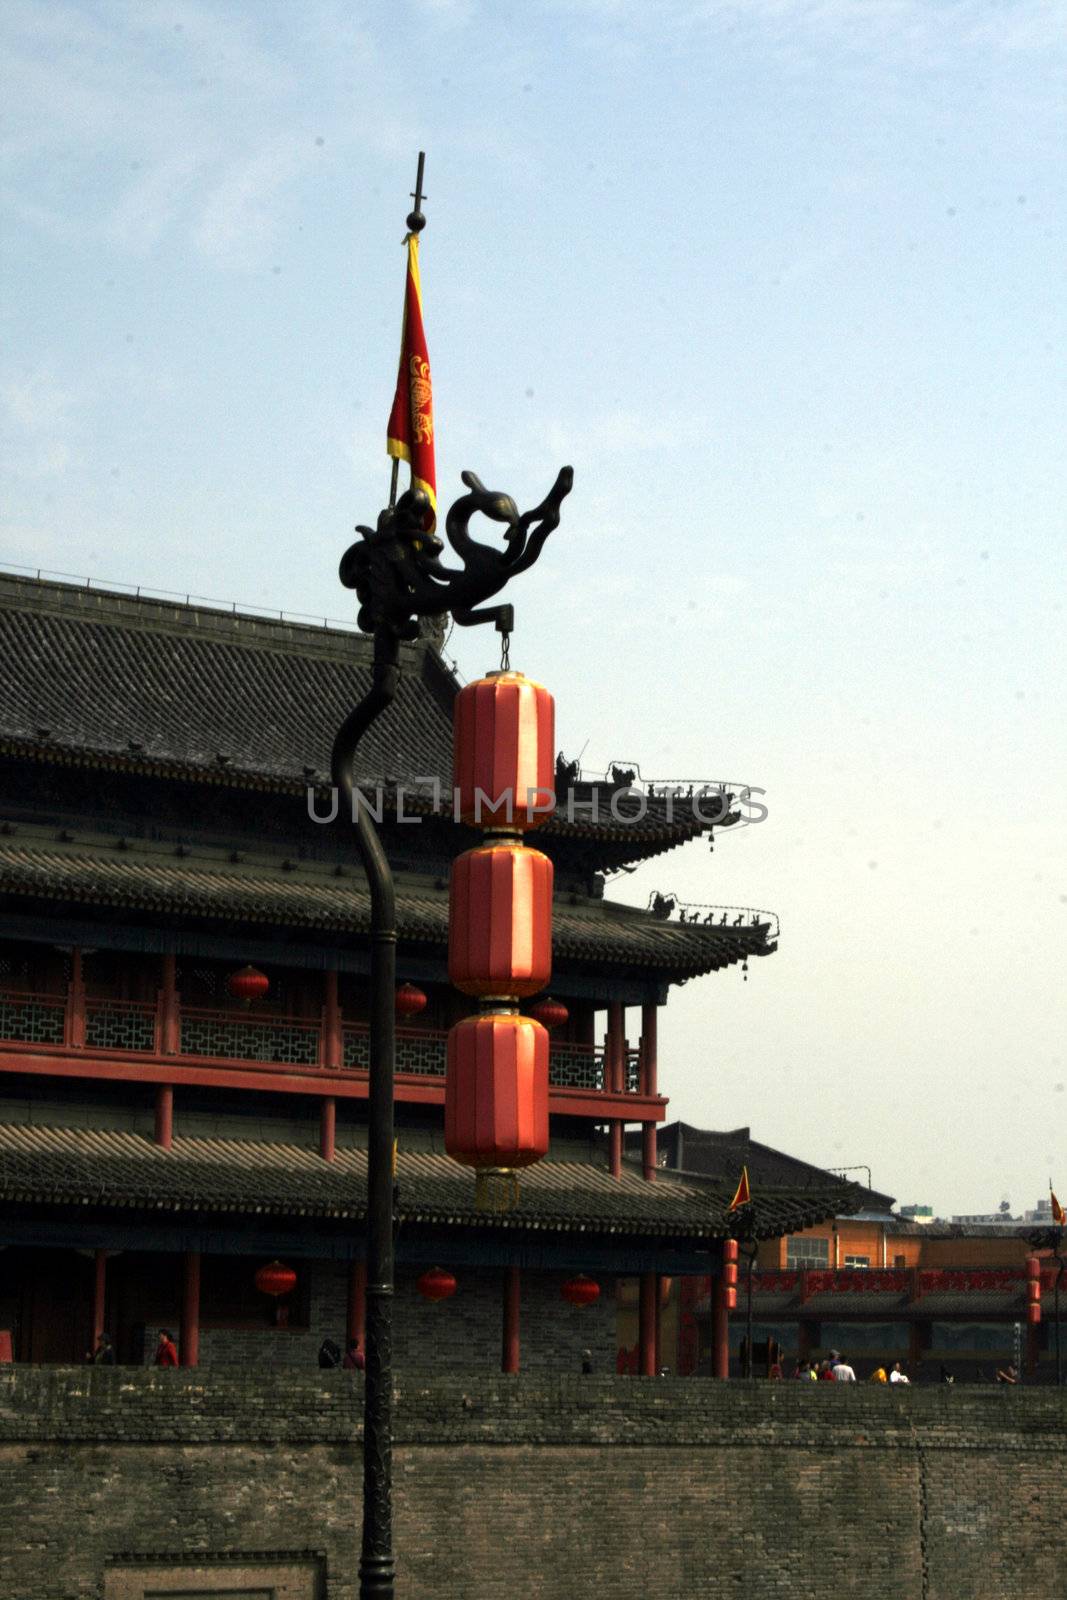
xmin=387 ymin=233 xmax=436 ymax=528
xmin=1051 ymin=1188 xmax=1066 ymax=1227
xmin=727 ymin=1166 xmax=751 ymax=1212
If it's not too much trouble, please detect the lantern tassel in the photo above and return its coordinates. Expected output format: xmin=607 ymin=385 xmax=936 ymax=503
xmin=475 ymin=1168 xmax=520 ymax=1213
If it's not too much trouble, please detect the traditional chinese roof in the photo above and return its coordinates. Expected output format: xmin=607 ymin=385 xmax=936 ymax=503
xmin=0 ymin=574 xmax=715 ymax=869
xmin=0 ymin=1123 xmax=859 ymax=1240
xmin=647 ymin=1121 xmax=896 ymax=1210
xmin=0 ymin=826 xmax=773 ymax=978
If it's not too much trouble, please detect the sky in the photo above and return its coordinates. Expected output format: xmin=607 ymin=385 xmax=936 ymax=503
xmin=2 ymin=0 xmax=1064 ymax=1215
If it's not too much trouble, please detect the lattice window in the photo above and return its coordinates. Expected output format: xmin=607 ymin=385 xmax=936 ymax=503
xmin=342 ymin=1028 xmax=446 ymax=1076
xmin=624 ymin=1049 xmax=640 ymax=1093
xmin=86 ymin=1003 xmax=156 ymax=1052
xmin=0 ymin=995 xmax=64 ymax=1044
xmin=548 ymin=1044 xmax=605 ymax=1091
xmin=397 ymin=1031 xmax=446 ymax=1076
xmin=180 ymin=1015 xmax=319 ymax=1066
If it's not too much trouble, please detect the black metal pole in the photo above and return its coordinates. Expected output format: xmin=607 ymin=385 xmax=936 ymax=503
xmin=332 ymin=629 xmax=401 ymax=1600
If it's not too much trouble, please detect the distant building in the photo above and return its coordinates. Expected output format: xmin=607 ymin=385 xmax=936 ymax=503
xmin=645 ymin=1121 xmax=1058 ymax=1382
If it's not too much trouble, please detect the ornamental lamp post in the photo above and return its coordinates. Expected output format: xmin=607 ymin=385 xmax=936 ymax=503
xmin=328 ymin=152 xmax=574 ymax=1600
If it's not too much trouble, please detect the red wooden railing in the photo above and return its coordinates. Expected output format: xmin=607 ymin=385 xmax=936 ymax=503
xmin=0 ymin=989 xmax=647 ymax=1096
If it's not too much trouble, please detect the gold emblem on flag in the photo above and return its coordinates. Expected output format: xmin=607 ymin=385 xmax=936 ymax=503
xmin=409 ymin=354 xmax=433 ymax=444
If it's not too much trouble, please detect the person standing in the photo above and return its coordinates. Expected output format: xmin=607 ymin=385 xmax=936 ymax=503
xmin=831 ymin=1353 xmax=857 ymax=1382
xmin=889 ymin=1362 xmax=910 ymax=1385
xmin=153 ymin=1328 xmax=178 ymax=1367
xmin=88 ymin=1332 xmax=116 ymax=1365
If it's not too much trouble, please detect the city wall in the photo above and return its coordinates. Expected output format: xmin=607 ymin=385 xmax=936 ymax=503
xmin=0 ymin=1369 xmax=1064 ymax=1599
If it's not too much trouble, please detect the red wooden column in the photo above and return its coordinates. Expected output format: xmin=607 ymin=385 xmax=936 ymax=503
xmin=322 ymin=969 xmax=343 ymax=1068
xmin=92 ymin=1249 xmax=107 ymax=1347
xmin=502 ymin=1265 xmax=521 ymax=1373
xmin=638 ymin=1272 xmax=658 ymax=1375
xmin=347 ymin=1261 xmax=367 ymax=1348
xmin=180 ymin=1250 xmax=200 ymax=1368
xmin=160 ymin=953 xmax=180 ymax=1054
xmin=66 ymin=947 xmax=86 ymax=1047
xmin=154 ymin=1088 xmax=173 ymax=1152
xmin=156 ymin=954 xmax=178 ymax=1149
xmin=154 ymin=1086 xmax=174 ymax=1149
xmin=320 ymin=1098 xmax=336 ymax=1161
xmin=607 ymin=1002 xmax=624 ymax=1178
xmin=640 ymin=1002 xmax=658 ymax=1181
xmin=711 ymin=1273 xmax=730 ymax=1379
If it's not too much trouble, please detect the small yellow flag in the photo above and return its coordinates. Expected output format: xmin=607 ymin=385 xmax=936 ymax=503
xmin=727 ymin=1166 xmax=751 ymax=1212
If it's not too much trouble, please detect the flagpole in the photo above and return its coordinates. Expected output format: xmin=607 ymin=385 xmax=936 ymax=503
xmin=388 ymin=153 xmax=428 ymax=511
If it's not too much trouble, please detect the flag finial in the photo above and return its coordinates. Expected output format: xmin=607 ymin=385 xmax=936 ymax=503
xmin=407 ymin=150 xmax=427 ymax=235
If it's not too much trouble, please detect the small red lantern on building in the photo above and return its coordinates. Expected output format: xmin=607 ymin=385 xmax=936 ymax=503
xmin=417 ymin=1267 xmax=457 ymax=1302
xmin=395 ymin=982 xmax=428 ymax=1019
xmin=228 ymin=964 xmax=269 ymax=1005
xmin=452 ymin=671 xmax=555 ymax=830
xmin=561 ymin=1274 xmax=600 ymax=1307
xmin=529 ymin=996 xmax=569 ymax=1031
xmin=254 ymin=1260 xmax=296 ymax=1298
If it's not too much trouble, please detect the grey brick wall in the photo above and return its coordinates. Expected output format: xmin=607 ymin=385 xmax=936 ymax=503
xmin=0 ymin=1371 xmax=1064 ymax=1600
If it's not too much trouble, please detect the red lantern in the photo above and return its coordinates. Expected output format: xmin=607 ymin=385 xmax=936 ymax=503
xmin=659 ymin=1276 xmax=672 ymax=1308
xmin=723 ymin=1262 xmax=738 ymax=1289
xmin=724 ymin=1287 xmax=737 ymax=1311
xmin=449 ymin=844 xmax=553 ymax=998
xmin=561 ymin=1274 xmax=600 ymax=1307
xmin=417 ymin=1267 xmax=457 ymax=1302
xmin=453 ymin=672 xmax=555 ymax=830
xmin=1028 ymin=1302 xmax=1041 ymax=1325
xmin=254 ymin=1260 xmax=296 ymax=1298
xmin=1026 ymin=1255 xmax=1041 ymax=1281
xmin=228 ymin=964 xmax=269 ymax=1004
xmin=395 ymin=982 xmax=428 ymax=1019
xmin=529 ymin=996 xmax=569 ymax=1030
xmin=723 ymin=1239 xmax=739 ymax=1263
xmin=445 ymin=1013 xmax=549 ymax=1169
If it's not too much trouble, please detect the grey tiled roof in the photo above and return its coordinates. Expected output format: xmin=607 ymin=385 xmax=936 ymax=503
xmin=0 ymin=576 xmax=713 ymax=858
xmin=0 ymin=829 xmax=772 ymax=977
xmin=0 ymin=1123 xmax=857 ymax=1239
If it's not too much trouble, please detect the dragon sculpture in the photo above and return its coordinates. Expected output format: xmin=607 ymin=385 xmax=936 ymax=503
xmin=339 ymin=465 xmax=573 ymax=639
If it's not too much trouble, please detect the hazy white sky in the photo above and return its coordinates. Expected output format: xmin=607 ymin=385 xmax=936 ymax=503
xmin=2 ymin=0 xmax=1064 ymax=1213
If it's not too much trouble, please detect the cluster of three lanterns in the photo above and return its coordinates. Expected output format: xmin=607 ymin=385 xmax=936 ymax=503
xmin=444 ymin=668 xmax=558 ymax=1205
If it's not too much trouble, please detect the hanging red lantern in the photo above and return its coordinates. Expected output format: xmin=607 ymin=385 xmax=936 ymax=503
xmin=1028 ymin=1302 xmax=1041 ymax=1325
xmin=529 ymin=996 xmax=569 ymax=1030
xmin=659 ymin=1276 xmax=673 ymax=1308
xmin=445 ymin=1013 xmax=549 ymax=1169
xmin=723 ymin=1238 xmax=739 ymax=1264
xmin=723 ymin=1261 xmax=739 ymax=1290
xmin=254 ymin=1260 xmax=296 ymax=1298
xmin=561 ymin=1274 xmax=600 ymax=1307
xmin=453 ymin=671 xmax=555 ymax=830
xmin=449 ymin=844 xmax=553 ymax=998
xmin=723 ymin=1287 xmax=737 ymax=1311
xmin=417 ymin=1266 xmax=457 ymax=1302
xmin=228 ymin=964 xmax=269 ymax=1004
xmin=395 ymin=982 xmax=428 ymax=1019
